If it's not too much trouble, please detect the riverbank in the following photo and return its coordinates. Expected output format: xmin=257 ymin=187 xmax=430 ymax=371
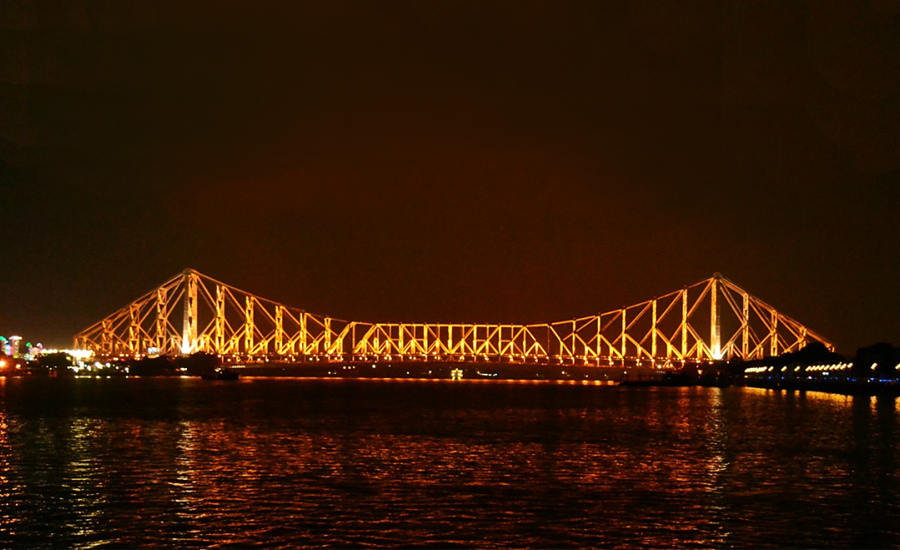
xmin=233 ymin=361 xmax=624 ymax=382
xmin=740 ymin=377 xmax=900 ymax=396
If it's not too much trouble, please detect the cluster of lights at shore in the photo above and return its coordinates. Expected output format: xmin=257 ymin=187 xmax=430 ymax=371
xmin=67 ymin=361 xmax=130 ymax=375
xmin=40 ymin=349 xmax=95 ymax=369
xmin=746 ymin=362 xmax=900 ymax=375
xmin=806 ymin=363 xmax=853 ymax=372
xmin=43 ymin=349 xmax=95 ymax=360
xmin=745 ymin=363 xmax=854 ymax=374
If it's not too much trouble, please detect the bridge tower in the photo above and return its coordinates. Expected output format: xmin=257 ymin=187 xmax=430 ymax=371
xmin=711 ymin=272 xmax=722 ymax=360
xmin=181 ymin=269 xmax=198 ymax=355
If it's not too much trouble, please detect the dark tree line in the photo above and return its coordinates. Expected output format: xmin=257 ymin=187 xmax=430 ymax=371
xmin=736 ymin=341 xmax=900 ymax=380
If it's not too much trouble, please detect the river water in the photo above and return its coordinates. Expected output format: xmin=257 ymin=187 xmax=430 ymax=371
xmin=0 ymin=377 xmax=898 ymax=548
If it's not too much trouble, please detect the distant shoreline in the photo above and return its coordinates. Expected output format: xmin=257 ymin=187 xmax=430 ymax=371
xmin=739 ymin=378 xmax=900 ymax=396
xmin=6 ymin=371 xmax=900 ymax=397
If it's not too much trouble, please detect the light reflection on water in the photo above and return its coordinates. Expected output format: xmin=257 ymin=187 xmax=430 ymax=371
xmin=0 ymin=377 xmax=898 ymax=548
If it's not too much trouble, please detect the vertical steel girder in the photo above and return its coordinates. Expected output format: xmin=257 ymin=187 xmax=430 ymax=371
xmin=74 ymin=270 xmax=834 ymax=363
xmin=710 ymin=274 xmax=720 ymax=359
xmin=156 ymin=287 xmax=167 ymax=352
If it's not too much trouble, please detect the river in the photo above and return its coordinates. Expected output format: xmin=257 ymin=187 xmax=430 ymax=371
xmin=1 ymin=377 xmax=898 ymax=548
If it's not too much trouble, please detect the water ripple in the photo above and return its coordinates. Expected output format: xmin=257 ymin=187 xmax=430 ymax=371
xmin=0 ymin=378 xmax=898 ymax=548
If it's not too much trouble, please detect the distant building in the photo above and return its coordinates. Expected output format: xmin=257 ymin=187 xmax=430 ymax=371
xmin=9 ymin=336 xmax=21 ymax=358
xmin=25 ymin=342 xmax=42 ymax=360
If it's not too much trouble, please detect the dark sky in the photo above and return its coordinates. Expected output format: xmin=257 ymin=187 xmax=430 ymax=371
xmin=1 ymin=0 xmax=898 ymax=353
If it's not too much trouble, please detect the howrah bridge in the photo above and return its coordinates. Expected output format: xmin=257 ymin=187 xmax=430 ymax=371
xmin=75 ymin=269 xmax=832 ymax=366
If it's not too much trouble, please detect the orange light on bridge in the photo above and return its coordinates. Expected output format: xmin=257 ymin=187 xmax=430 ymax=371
xmin=73 ymin=269 xmax=834 ymax=366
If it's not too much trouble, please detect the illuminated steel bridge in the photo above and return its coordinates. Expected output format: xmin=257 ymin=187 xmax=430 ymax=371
xmin=75 ymin=269 xmax=832 ymax=365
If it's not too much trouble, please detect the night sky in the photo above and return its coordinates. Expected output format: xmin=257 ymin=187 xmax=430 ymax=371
xmin=1 ymin=0 xmax=898 ymax=353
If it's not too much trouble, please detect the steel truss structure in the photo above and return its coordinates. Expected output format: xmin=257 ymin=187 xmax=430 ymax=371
xmin=75 ymin=269 xmax=832 ymax=364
